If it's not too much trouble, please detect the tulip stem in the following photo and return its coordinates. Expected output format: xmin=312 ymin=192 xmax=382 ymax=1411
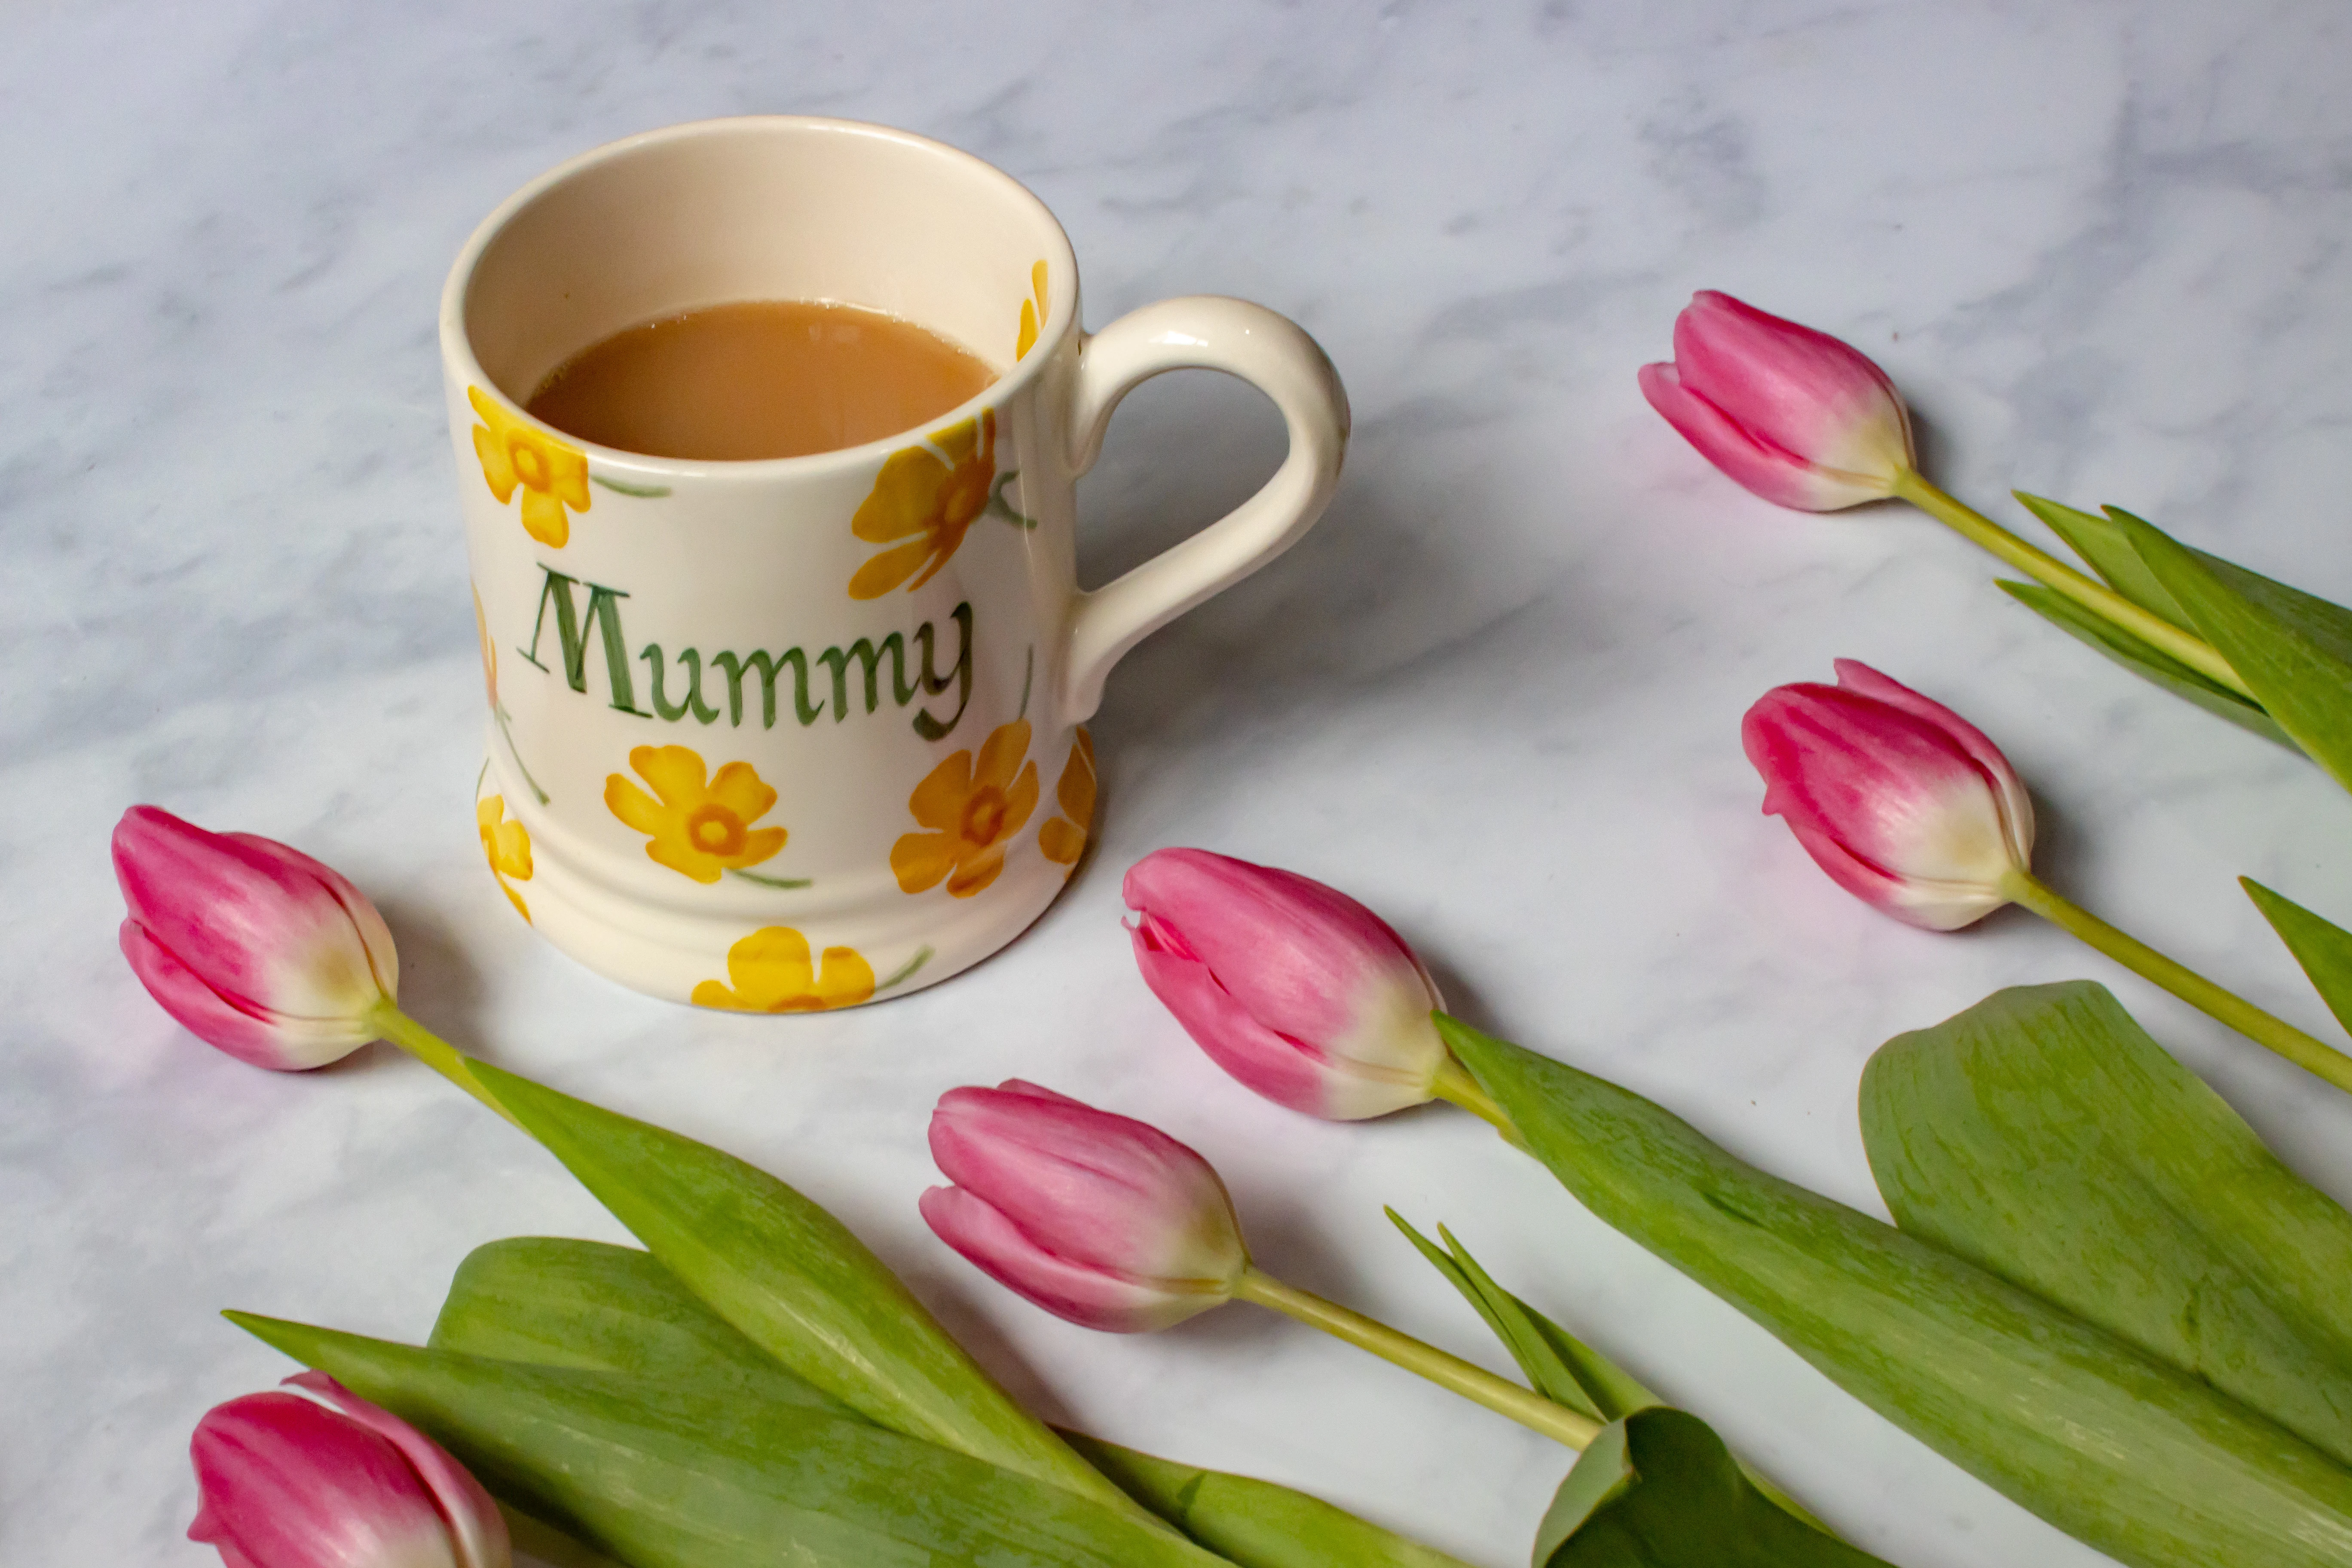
xmin=1233 ymin=1266 xmax=1601 ymax=1450
xmin=1889 ymin=469 xmax=2254 ymax=700
xmin=2001 ymin=870 xmax=2352 ymax=1093
xmin=368 ymin=1005 xmax=526 ymax=1130
xmin=1433 ymin=1057 xmax=1514 ymax=1133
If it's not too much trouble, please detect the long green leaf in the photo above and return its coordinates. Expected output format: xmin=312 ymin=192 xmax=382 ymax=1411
xmin=1438 ymin=1012 xmax=2352 ymax=1568
xmin=1534 ymin=1409 xmax=1885 ymax=1568
xmin=2112 ymin=507 xmax=2352 ymax=793
xmin=432 ymin=1234 xmax=1469 ymax=1568
xmin=1058 ymin=1433 xmax=1474 ymax=1568
xmin=428 ymin=1236 xmax=852 ymax=1415
xmin=2014 ymin=492 xmax=2195 ymax=628
xmin=460 ymin=1059 xmax=1131 ymax=1517
xmin=229 ymin=1311 xmax=1220 ymax=1568
xmin=2247 ymin=879 xmax=2352 ymax=1037
xmin=1860 ymin=981 xmax=2352 ymax=1470
xmin=1994 ymin=579 xmax=2290 ymax=744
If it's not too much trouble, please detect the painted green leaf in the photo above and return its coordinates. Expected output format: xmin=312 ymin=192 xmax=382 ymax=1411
xmin=1994 ymin=580 xmax=2290 ymax=745
xmin=2110 ymin=507 xmax=2352 ymax=795
xmin=2014 ymin=492 xmax=2195 ymax=629
xmin=2246 ymin=878 xmax=2352 ymax=1038
xmin=461 ymin=1059 xmax=1134 ymax=1518
xmin=228 ymin=1311 xmax=1221 ymax=1568
xmin=1534 ymin=1409 xmax=1884 ymax=1568
xmin=433 ymin=1234 xmax=1470 ymax=1568
xmin=1860 ymin=981 xmax=2352 ymax=1472
xmin=1059 ymin=1433 xmax=1476 ymax=1568
xmin=1437 ymin=1012 xmax=2352 ymax=1568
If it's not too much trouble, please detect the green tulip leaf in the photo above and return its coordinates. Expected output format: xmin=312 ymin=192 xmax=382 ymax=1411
xmin=1059 ymin=1433 xmax=1476 ymax=1568
xmin=2014 ymin=492 xmax=2196 ymax=630
xmin=1437 ymin=1012 xmax=2352 ymax=1568
xmin=428 ymin=1235 xmax=852 ymax=1416
xmin=1390 ymin=1213 xmax=1835 ymax=1535
xmin=2109 ymin=506 xmax=2352 ymax=795
xmin=1861 ymin=981 xmax=2352 ymax=1471
xmin=1993 ymin=579 xmax=2290 ymax=745
xmin=431 ymin=1233 xmax=1470 ymax=1568
xmin=1533 ymin=1409 xmax=1883 ymax=1568
xmin=2246 ymin=879 xmax=2352 ymax=1039
xmin=227 ymin=1311 xmax=1223 ymax=1568
xmin=459 ymin=1058 xmax=1132 ymax=1518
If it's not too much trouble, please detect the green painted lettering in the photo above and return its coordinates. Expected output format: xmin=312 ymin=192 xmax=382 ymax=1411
xmin=817 ymin=634 xmax=907 ymax=723
xmin=912 ymin=602 xmax=973 ymax=741
xmin=520 ymin=566 xmax=650 ymax=717
xmin=712 ymin=648 xmax=823 ymax=729
xmin=640 ymin=645 xmax=722 ymax=724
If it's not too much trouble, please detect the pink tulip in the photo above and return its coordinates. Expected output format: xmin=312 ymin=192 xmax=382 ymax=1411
xmin=921 ymin=1080 xmax=1250 ymax=1333
xmin=1743 ymin=660 xmax=2034 ymax=931
xmin=1123 ymin=848 xmax=1446 ymax=1121
xmin=189 ymin=1372 xmax=509 ymax=1568
xmin=113 ymin=805 xmax=398 ymax=1070
xmin=1640 ymin=291 xmax=1916 ymax=511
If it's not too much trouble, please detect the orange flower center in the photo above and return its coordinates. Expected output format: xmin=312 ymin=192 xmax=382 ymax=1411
xmin=687 ymin=804 xmax=747 ymax=856
xmin=960 ymin=786 xmax=1008 ymax=847
xmin=509 ymin=440 xmax=551 ymax=492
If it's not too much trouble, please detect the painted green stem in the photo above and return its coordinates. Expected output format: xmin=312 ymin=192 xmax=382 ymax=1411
xmin=1233 ymin=1267 xmax=1601 ymax=1450
xmin=2001 ymin=870 xmax=2352 ymax=1094
xmin=1890 ymin=469 xmax=2254 ymax=699
xmin=367 ymin=1003 xmax=525 ymax=1129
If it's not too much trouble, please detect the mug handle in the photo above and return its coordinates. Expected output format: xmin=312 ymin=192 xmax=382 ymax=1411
xmin=1056 ymin=296 xmax=1349 ymax=723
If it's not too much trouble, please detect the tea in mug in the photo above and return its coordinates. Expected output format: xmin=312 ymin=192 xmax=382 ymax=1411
xmin=526 ymin=300 xmax=995 ymax=461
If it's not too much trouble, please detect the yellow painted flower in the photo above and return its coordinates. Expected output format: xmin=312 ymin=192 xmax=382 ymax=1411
xmin=691 ymin=926 xmax=875 ymax=1013
xmin=892 ymin=718 xmax=1039 ymax=898
xmin=1016 ymin=259 xmax=1049 ymax=361
xmin=469 ymin=385 xmax=590 ymax=548
xmin=477 ymin=794 xmax=533 ymax=922
xmin=473 ymin=584 xmax=498 ymax=710
xmin=848 ymin=409 xmax=998 ymax=599
xmin=605 ymin=745 xmax=788 ymax=884
xmin=1039 ymin=727 xmax=1096 ymax=869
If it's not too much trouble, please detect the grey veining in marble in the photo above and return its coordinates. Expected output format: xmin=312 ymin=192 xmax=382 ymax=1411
xmin=8 ymin=3 xmax=2352 ymax=1564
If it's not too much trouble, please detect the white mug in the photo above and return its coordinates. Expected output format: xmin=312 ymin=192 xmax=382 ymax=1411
xmin=446 ymin=117 xmax=1348 ymax=1009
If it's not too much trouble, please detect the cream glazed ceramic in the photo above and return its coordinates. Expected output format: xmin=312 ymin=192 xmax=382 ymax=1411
xmin=445 ymin=117 xmax=1348 ymax=1010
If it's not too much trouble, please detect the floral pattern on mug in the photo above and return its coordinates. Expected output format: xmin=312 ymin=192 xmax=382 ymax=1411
xmin=1016 ymin=260 xmax=1049 ymax=361
xmin=848 ymin=410 xmax=999 ymax=599
xmin=691 ymin=926 xmax=875 ymax=1012
xmin=604 ymin=745 xmax=788 ymax=884
xmin=893 ymin=719 xmax=1039 ymax=898
xmin=1039 ymin=727 xmax=1096 ymax=871
xmin=476 ymin=794 xmax=533 ymax=922
xmin=473 ymin=586 xmax=498 ymax=711
xmin=469 ymin=385 xmax=590 ymax=548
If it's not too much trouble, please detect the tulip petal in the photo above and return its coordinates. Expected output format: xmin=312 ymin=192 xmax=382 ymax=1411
xmin=1670 ymin=291 xmax=1915 ymax=485
xmin=919 ymin=1186 xmax=1226 ymax=1334
xmin=121 ymin=920 xmax=373 ymax=1070
xmin=1640 ymin=362 xmax=1893 ymax=513
xmin=188 ymin=1390 xmax=464 ymax=1568
xmin=287 ymin=1372 xmax=511 ymax=1568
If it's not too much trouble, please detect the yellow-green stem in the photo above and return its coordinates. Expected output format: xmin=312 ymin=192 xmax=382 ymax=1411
xmin=1433 ymin=1057 xmax=1518 ymax=1140
xmin=367 ymin=1003 xmax=524 ymax=1129
xmin=2001 ymin=869 xmax=2352 ymax=1094
xmin=1233 ymin=1266 xmax=1600 ymax=1450
xmin=1889 ymin=469 xmax=2254 ymax=700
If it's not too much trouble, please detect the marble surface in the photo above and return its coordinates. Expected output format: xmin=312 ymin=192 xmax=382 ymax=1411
xmin=9 ymin=3 xmax=2352 ymax=1563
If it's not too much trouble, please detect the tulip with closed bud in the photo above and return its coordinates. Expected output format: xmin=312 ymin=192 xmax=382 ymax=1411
xmin=1745 ymin=661 xmax=2352 ymax=1092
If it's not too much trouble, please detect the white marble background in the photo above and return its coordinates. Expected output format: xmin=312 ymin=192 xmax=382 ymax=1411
xmin=8 ymin=2 xmax=2352 ymax=1563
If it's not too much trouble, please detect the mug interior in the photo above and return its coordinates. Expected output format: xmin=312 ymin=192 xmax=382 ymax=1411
xmin=456 ymin=118 xmax=1076 ymax=424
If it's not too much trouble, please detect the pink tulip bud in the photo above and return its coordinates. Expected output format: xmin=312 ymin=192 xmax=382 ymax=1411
xmin=1640 ymin=291 xmax=1916 ymax=512
xmin=113 ymin=805 xmax=399 ymax=1070
xmin=189 ymin=1372 xmax=509 ymax=1568
xmin=1743 ymin=660 xmax=2034 ymax=931
xmin=1122 ymin=848 xmax=1446 ymax=1121
xmin=921 ymin=1081 xmax=1250 ymax=1333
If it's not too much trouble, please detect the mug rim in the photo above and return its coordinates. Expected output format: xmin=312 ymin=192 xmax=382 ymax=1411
xmin=438 ymin=115 xmax=1080 ymax=483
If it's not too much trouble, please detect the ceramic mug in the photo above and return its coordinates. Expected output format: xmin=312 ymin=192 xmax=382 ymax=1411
xmin=445 ymin=116 xmax=1348 ymax=1009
